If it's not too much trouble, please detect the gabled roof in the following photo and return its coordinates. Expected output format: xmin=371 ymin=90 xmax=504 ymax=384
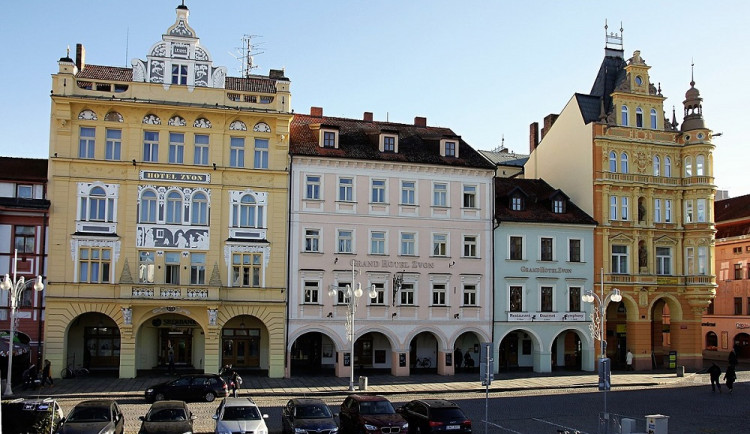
xmin=715 ymin=194 xmax=750 ymax=224
xmin=290 ymin=114 xmax=495 ymax=170
xmin=494 ymin=178 xmax=597 ymax=225
xmin=479 ymin=149 xmax=529 ymax=167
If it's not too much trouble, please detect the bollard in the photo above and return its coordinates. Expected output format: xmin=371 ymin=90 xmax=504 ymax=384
xmin=358 ymin=376 xmax=368 ymax=391
xmin=676 ymin=365 xmax=685 ymax=377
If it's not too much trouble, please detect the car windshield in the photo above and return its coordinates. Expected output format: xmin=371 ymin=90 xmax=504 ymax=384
xmin=360 ymin=401 xmax=395 ymax=415
xmin=68 ymin=407 xmax=111 ymax=422
xmin=222 ymin=406 xmax=261 ymax=421
xmin=1 ymin=402 xmax=58 ymax=433
xmin=297 ymin=404 xmax=332 ymax=419
xmin=149 ymin=408 xmax=187 ymax=422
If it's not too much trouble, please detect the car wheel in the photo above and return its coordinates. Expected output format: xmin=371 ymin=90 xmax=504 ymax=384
xmin=154 ymin=393 xmax=166 ymax=402
xmin=204 ymin=391 xmax=216 ymax=402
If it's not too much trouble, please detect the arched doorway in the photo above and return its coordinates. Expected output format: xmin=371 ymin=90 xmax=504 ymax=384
xmin=733 ymin=333 xmax=750 ymax=358
xmin=551 ymin=330 xmax=583 ymax=371
xmin=651 ymin=299 xmax=671 ymax=368
xmin=135 ymin=311 xmax=204 ymax=374
xmin=355 ymin=331 xmax=392 ymax=374
xmin=705 ymin=331 xmax=718 ymax=351
xmin=409 ymin=331 xmax=438 ymax=373
xmin=454 ymin=331 xmax=480 ymax=373
xmin=606 ymin=300 xmax=628 ymax=368
xmin=221 ymin=315 xmax=268 ymax=373
xmin=66 ymin=312 xmax=120 ymax=376
xmin=290 ymin=332 xmax=336 ymax=376
xmin=498 ymin=330 xmax=537 ymax=372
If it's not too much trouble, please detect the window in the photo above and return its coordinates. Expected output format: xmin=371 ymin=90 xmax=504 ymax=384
xmin=685 ymin=247 xmax=695 ymax=275
xmin=400 ymin=282 xmax=415 ymax=305
xmin=569 ymin=287 xmax=581 ymax=312
xmin=105 ymin=129 xmax=121 ymax=161
xmin=510 ymin=286 xmax=523 ymax=312
xmin=612 ymin=245 xmax=628 ymax=274
xmin=665 ymin=199 xmax=673 ymax=223
xmin=621 ymin=197 xmax=629 ymax=220
xmin=540 ymin=237 xmax=553 ymax=261
xmin=14 ymin=226 xmax=35 ymax=253
xmin=463 ymin=185 xmax=477 ymax=208
xmin=138 ymin=251 xmax=155 ymax=283
xmin=383 ymin=136 xmax=395 ymax=152
xmin=735 ymin=264 xmax=743 ymax=280
xmin=165 ymin=252 xmax=180 ymax=284
xmin=610 ymin=196 xmax=618 ymax=220
xmin=653 ymin=155 xmax=660 ymax=176
xmin=371 ymin=179 xmax=386 ymax=203
xmin=636 ymin=107 xmax=643 ymax=128
xmin=323 ymin=131 xmax=336 ymax=148
xmin=304 ymin=281 xmax=319 ymax=304
xmin=509 ymin=236 xmax=523 ymax=260
xmin=433 ymin=233 xmax=447 ymax=256
xmin=194 ymin=134 xmax=209 ymax=165
xmin=433 ymin=183 xmax=447 ymax=207
xmin=463 ymin=235 xmax=477 ymax=258
xmin=569 ymin=239 xmax=581 ymax=262
xmin=140 ymin=190 xmax=157 ymax=223
xmin=432 ymin=283 xmax=447 ymax=305
xmin=665 ymin=157 xmax=672 ymax=177
xmin=401 ymin=232 xmax=416 ymax=256
xmin=143 ymin=131 xmax=159 ymax=162
xmin=511 ymin=195 xmax=524 ymax=211
xmin=233 ymin=194 xmax=264 ymax=228
xmin=553 ymin=199 xmax=565 ymax=213
xmin=685 ymin=156 xmax=693 ymax=177
xmin=621 ymin=105 xmax=629 ymax=126
xmin=230 ymin=137 xmax=245 ymax=168
xmin=337 ymin=230 xmax=353 ymax=253
xmin=169 ymin=132 xmax=185 ymax=164
xmin=463 ymin=284 xmax=477 ymax=306
xmin=696 ymin=155 xmax=705 ymax=176
xmin=81 ymin=186 xmax=114 ymax=222
xmin=401 ymin=181 xmax=415 ymax=205
xmin=305 ymin=229 xmax=320 ymax=252
xmin=190 ymin=253 xmax=206 ymax=285
xmin=541 ymin=286 xmax=553 ymax=312
xmin=305 ymin=175 xmax=321 ymax=200
xmin=254 ymin=138 xmax=269 ymax=169
xmin=620 ymin=153 xmax=629 ymax=173
xmin=698 ymin=246 xmax=707 ymax=275
xmin=232 ymin=252 xmax=262 ymax=287
xmin=165 ymin=191 xmax=183 ymax=224
xmin=371 ymin=231 xmax=386 ymax=254
xmin=650 ymin=109 xmax=657 ymax=129
xmin=334 ymin=282 xmax=351 ymax=304
xmin=191 ymin=192 xmax=208 ymax=225
xmin=445 ymin=141 xmax=456 ymax=157
xmin=371 ymin=282 xmax=385 ymax=305
xmin=339 ymin=177 xmax=353 ymax=202
xmin=654 ymin=199 xmax=662 ymax=223
xmin=656 ymin=247 xmax=672 ymax=275
xmin=79 ymin=127 xmax=95 ymax=159
xmin=735 ymin=297 xmax=743 ymax=315
xmin=172 ymin=63 xmax=188 ymax=84
xmin=697 ymin=199 xmax=707 ymax=222
xmin=734 ymin=247 xmax=743 ymax=254
xmin=609 ymin=151 xmax=617 ymax=172
xmin=685 ymin=200 xmax=694 ymax=223
xmin=16 ymin=185 xmax=32 ymax=199
xmin=79 ymin=246 xmax=111 ymax=283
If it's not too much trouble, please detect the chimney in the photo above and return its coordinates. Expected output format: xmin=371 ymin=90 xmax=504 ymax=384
xmin=76 ymin=43 xmax=86 ymax=72
xmin=363 ymin=112 xmax=373 ymax=122
xmin=529 ymin=122 xmax=539 ymax=153
xmin=414 ymin=116 xmax=427 ymax=127
xmin=310 ymin=107 xmax=323 ymax=117
xmin=540 ymin=113 xmax=559 ymax=139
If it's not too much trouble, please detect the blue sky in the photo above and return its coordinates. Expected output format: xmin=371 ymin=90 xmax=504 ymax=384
xmin=2 ymin=1 xmax=747 ymax=197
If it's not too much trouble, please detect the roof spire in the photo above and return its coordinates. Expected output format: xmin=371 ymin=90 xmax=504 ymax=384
xmin=690 ymin=58 xmax=695 ymax=87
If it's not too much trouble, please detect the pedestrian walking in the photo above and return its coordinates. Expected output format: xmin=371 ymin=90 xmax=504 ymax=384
xmin=464 ymin=352 xmax=474 ymax=369
xmin=728 ymin=346 xmax=738 ymax=367
xmin=708 ymin=363 xmax=722 ymax=393
xmin=454 ymin=348 xmax=463 ymax=371
xmin=724 ymin=364 xmax=737 ymax=394
xmin=626 ymin=349 xmax=634 ymax=371
xmin=230 ymin=371 xmax=242 ymax=397
xmin=42 ymin=359 xmax=54 ymax=387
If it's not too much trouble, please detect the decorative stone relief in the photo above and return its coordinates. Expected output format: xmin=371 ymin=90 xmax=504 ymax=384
xmin=119 ymin=258 xmax=134 ymax=284
xmin=253 ymin=122 xmax=271 ymax=133
xmin=121 ymin=307 xmax=132 ymax=325
xmin=132 ymin=60 xmax=146 ymax=82
xmin=104 ymin=111 xmax=124 ymax=122
xmin=208 ymin=308 xmax=218 ymax=326
xmin=169 ymin=19 xmax=193 ymax=37
xmin=152 ymin=306 xmax=191 ymax=316
xmin=212 ymin=68 xmax=226 ymax=89
xmin=151 ymin=43 xmax=167 ymax=57
xmin=143 ymin=114 xmax=162 ymax=125
xmin=195 ymin=47 xmax=208 ymax=61
xmin=194 ymin=118 xmax=212 ymax=128
xmin=195 ymin=64 xmax=208 ymax=87
xmin=229 ymin=120 xmax=247 ymax=131
xmin=168 ymin=116 xmax=186 ymax=127
xmin=150 ymin=60 xmax=164 ymax=83
xmin=78 ymin=109 xmax=98 ymax=120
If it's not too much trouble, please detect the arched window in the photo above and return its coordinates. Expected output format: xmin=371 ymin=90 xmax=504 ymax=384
xmin=140 ymin=190 xmax=157 ymax=223
xmin=696 ymin=155 xmax=705 ymax=176
xmin=685 ymin=156 xmax=693 ymax=177
xmin=234 ymin=194 xmax=265 ymax=228
xmin=665 ymin=157 xmax=672 ymax=177
xmin=620 ymin=153 xmax=629 ymax=173
xmin=650 ymin=109 xmax=657 ymax=129
xmin=609 ymin=151 xmax=617 ymax=172
xmin=191 ymin=192 xmax=208 ymax=225
xmin=621 ymin=105 xmax=629 ymax=126
xmin=636 ymin=107 xmax=643 ymax=128
xmin=653 ymin=155 xmax=660 ymax=177
xmin=166 ymin=191 xmax=183 ymax=224
xmin=81 ymin=186 xmax=114 ymax=222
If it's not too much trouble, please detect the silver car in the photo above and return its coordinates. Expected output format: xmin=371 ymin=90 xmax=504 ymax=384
xmin=213 ymin=397 xmax=269 ymax=434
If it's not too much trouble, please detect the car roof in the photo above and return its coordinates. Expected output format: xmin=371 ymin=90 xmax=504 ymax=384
xmin=411 ymin=399 xmax=459 ymax=408
xmin=348 ymin=394 xmax=390 ymax=402
xmin=74 ymin=400 xmax=116 ymax=407
xmin=222 ymin=397 xmax=258 ymax=407
xmin=290 ymin=398 xmax=326 ymax=405
xmin=149 ymin=400 xmax=188 ymax=409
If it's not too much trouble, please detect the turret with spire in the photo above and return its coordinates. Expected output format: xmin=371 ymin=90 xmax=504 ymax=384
xmin=681 ymin=62 xmax=705 ymax=131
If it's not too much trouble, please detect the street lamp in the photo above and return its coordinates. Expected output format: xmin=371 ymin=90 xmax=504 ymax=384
xmin=2 ymin=249 xmax=44 ymax=397
xmin=328 ymin=264 xmax=377 ymax=391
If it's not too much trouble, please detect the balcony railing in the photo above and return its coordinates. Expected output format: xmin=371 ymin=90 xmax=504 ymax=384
xmin=131 ymin=286 xmax=209 ymax=299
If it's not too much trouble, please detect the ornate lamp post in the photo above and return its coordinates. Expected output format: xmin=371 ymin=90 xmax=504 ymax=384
xmin=329 ymin=263 xmax=377 ymax=391
xmin=2 ymin=249 xmax=44 ymax=397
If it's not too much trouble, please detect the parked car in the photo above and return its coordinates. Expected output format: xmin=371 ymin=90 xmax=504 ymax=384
xmin=145 ymin=373 xmax=229 ymax=403
xmin=282 ymin=398 xmax=338 ymax=434
xmin=339 ymin=394 xmax=408 ymax=434
xmin=1 ymin=397 xmax=64 ymax=434
xmin=138 ymin=400 xmax=195 ymax=434
xmin=396 ymin=399 xmax=471 ymax=434
xmin=58 ymin=399 xmax=125 ymax=434
xmin=213 ymin=397 xmax=269 ymax=434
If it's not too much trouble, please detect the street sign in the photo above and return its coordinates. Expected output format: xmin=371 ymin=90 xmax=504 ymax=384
xmin=479 ymin=342 xmax=493 ymax=386
xmin=598 ymin=357 xmax=611 ymax=391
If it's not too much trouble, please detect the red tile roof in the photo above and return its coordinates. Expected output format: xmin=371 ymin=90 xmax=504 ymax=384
xmin=77 ymin=64 xmax=133 ymax=82
xmin=714 ymin=194 xmax=750 ymax=223
xmin=225 ymin=77 xmax=277 ymax=93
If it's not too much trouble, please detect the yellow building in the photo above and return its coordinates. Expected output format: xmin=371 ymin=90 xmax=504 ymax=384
xmin=46 ymin=4 xmax=291 ymax=378
xmin=525 ymin=33 xmax=716 ymax=370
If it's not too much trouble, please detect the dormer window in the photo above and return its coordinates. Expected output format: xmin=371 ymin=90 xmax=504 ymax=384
xmin=440 ymin=138 xmax=459 ymax=158
xmin=511 ymin=195 xmax=524 ymax=211
xmin=553 ymin=198 xmax=566 ymax=213
xmin=316 ymin=127 xmax=339 ymax=149
xmin=171 ymin=64 xmax=188 ymax=85
xmin=323 ymin=131 xmax=336 ymax=148
xmin=379 ymin=132 xmax=398 ymax=153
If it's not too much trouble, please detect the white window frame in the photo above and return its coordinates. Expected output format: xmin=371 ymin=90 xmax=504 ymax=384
xmin=79 ymin=126 xmax=96 ymax=159
xmin=654 ymin=199 xmax=662 ymax=223
xmin=653 ymin=155 xmax=660 ymax=176
xmin=665 ymin=199 xmax=673 ymax=223
xmin=254 ymin=138 xmax=269 ymax=169
xmin=303 ymin=280 xmax=320 ymax=304
xmin=190 ymin=252 xmax=206 ymax=285
xmin=194 ymin=134 xmax=209 ymax=165
xmin=400 ymin=232 xmax=416 ymax=256
xmin=190 ymin=191 xmax=209 ymax=225
xmin=621 ymin=197 xmax=629 ymax=221
xmin=370 ymin=230 xmax=386 ymax=255
xmin=650 ymin=108 xmax=657 ymax=129
xmin=697 ymin=199 xmax=707 ymax=222
xmin=432 ymin=233 xmax=448 ymax=257
xmin=612 ymin=245 xmax=629 ymax=274
xmin=305 ymin=175 xmax=321 ymax=200
xmin=143 ymin=131 xmax=159 ymax=162
xmin=305 ymin=228 xmax=320 ymax=252
xmin=230 ymin=137 xmax=245 ymax=168
xmin=371 ymin=179 xmax=386 ymax=204
xmin=610 ymin=196 xmax=618 ymax=220
xmin=463 ymin=235 xmax=478 ymax=258
xmin=105 ymin=128 xmax=121 ymax=161
xmin=463 ymin=283 xmax=477 ymax=306
xmin=620 ymin=153 xmax=629 ymax=174
xmin=656 ymin=247 xmax=672 ymax=275
xmin=169 ymin=132 xmax=185 ymax=164
xmin=401 ymin=180 xmax=416 ymax=205
xmin=338 ymin=177 xmax=354 ymax=202
xmin=337 ymin=229 xmax=353 ymax=254
xmin=433 ymin=182 xmax=448 ymax=207
xmin=463 ymin=184 xmax=477 ymax=209
xmin=431 ymin=282 xmax=447 ymax=306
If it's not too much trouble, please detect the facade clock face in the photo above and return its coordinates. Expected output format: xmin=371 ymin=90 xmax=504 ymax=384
xmin=635 ymin=76 xmax=643 ymax=86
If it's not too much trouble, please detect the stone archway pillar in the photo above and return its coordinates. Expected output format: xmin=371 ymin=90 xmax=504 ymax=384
xmin=436 ymin=349 xmax=450 ymax=375
xmin=627 ymin=320 xmax=652 ymax=370
xmin=334 ymin=349 xmax=352 ymax=378
xmin=204 ymin=327 xmax=221 ymax=374
xmin=391 ymin=349 xmax=408 ymax=376
xmin=671 ymin=318 xmax=703 ymax=369
xmin=535 ymin=349 xmax=552 ymax=373
xmin=119 ymin=327 xmax=136 ymax=378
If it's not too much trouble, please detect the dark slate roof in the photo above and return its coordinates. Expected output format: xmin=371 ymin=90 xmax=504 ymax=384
xmin=574 ymin=93 xmax=604 ymax=124
xmin=0 ymin=157 xmax=47 ymax=182
xmin=225 ymin=76 xmax=278 ymax=93
xmin=715 ymin=194 xmax=750 ymax=223
xmin=290 ymin=114 xmax=495 ymax=170
xmin=588 ymin=52 xmax=627 ymax=116
xmin=494 ymin=178 xmax=597 ymax=225
xmin=77 ymin=64 xmax=133 ymax=82
xmin=479 ymin=150 xmax=529 ymax=167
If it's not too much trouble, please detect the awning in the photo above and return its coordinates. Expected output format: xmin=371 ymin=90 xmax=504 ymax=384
xmin=0 ymin=331 xmax=32 ymax=357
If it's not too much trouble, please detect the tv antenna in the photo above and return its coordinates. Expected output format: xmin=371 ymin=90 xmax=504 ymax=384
xmin=229 ymin=34 xmax=264 ymax=78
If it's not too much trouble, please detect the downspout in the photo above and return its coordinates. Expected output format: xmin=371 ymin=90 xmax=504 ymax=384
xmin=36 ymin=203 xmax=49 ymax=367
xmin=284 ymin=154 xmax=293 ymax=378
xmin=490 ymin=176 xmax=499 ymax=362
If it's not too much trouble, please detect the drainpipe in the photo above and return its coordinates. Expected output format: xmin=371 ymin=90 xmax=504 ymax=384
xmin=284 ymin=154 xmax=293 ymax=377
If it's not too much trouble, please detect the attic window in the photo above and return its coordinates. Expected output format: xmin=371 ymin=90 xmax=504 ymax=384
xmin=321 ymin=129 xmax=338 ymax=148
xmin=511 ymin=195 xmax=524 ymax=211
xmin=553 ymin=198 xmax=566 ymax=213
xmin=440 ymin=138 xmax=459 ymax=158
xmin=379 ymin=133 xmax=398 ymax=153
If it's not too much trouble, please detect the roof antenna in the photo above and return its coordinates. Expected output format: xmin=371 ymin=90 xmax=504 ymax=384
xmin=125 ymin=27 xmax=129 ymax=67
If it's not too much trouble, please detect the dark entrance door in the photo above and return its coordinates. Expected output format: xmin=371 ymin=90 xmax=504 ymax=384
xmin=159 ymin=329 xmax=192 ymax=368
xmin=222 ymin=328 xmax=260 ymax=368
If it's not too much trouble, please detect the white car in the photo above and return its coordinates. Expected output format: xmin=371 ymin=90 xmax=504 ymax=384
xmin=213 ymin=397 xmax=269 ymax=434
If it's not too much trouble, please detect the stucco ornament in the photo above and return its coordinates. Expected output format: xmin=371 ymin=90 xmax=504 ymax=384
xmin=121 ymin=307 xmax=133 ymax=325
xmin=208 ymin=309 xmax=218 ymax=326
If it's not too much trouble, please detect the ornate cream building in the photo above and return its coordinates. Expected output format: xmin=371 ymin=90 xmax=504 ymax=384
xmin=45 ymin=4 xmax=291 ymax=378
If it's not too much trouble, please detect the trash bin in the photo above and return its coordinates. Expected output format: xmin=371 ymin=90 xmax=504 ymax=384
xmin=676 ymin=365 xmax=685 ymax=377
xmin=358 ymin=376 xmax=368 ymax=391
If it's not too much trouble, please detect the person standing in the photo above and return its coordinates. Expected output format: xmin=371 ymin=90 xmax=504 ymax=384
xmin=724 ymin=364 xmax=737 ymax=394
xmin=708 ymin=363 xmax=722 ymax=393
xmin=454 ymin=348 xmax=463 ymax=371
xmin=464 ymin=352 xmax=474 ymax=369
xmin=41 ymin=359 xmax=53 ymax=387
xmin=728 ymin=346 xmax=738 ymax=368
xmin=626 ymin=350 xmax=634 ymax=371
xmin=167 ymin=342 xmax=175 ymax=375
xmin=230 ymin=371 xmax=240 ymax=397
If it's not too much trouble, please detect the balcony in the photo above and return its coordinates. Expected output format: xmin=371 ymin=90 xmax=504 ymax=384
xmin=130 ymin=286 xmax=211 ymax=300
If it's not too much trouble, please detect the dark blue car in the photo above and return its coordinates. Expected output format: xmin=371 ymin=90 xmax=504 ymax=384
xmin=282 ymin=398 xmax=338 ymax=434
